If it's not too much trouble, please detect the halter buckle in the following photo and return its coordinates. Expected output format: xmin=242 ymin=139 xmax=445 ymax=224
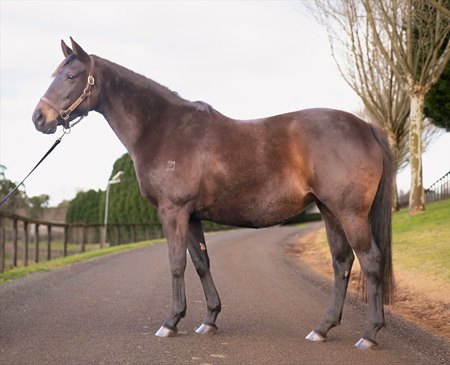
xmin=60 ymin=110 xmax=70 ymax=120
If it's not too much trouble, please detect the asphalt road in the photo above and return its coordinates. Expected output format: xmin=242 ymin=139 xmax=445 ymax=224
xmin=1 ymin=225 xmax=449 ymax=365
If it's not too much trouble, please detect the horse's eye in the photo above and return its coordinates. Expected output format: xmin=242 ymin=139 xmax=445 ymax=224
xmin=67 ymin=74 xmax=76 ymax=80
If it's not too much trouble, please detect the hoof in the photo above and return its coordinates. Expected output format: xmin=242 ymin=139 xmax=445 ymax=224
xmin=354 ymin=338 xmax=378 ymax=350
xmin=155 ymin=326 xmax=177 ymax=338
xmin=195 ymin=323 xmax=218 ymax=335
xmin=305 ymin=330 xmax=326 ymax=342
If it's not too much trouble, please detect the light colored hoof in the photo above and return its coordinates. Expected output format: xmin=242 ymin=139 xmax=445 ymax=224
xmin=155 ymin=326 xmax=177 ymax=338
xmin=354 ymin=337 xmax=378 ymax=350
xmin=305 ymin=330 xmax=326 ymax=342
xmin=195 ymin=323 xmax=218 ymax=335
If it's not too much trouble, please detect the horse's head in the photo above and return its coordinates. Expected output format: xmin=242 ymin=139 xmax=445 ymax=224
xmin=32 ymin=37 xmax=95 ymax=134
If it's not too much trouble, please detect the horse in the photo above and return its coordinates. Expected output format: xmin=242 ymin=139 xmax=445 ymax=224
xmin=32 ymin=38 xmax=394 ymax=350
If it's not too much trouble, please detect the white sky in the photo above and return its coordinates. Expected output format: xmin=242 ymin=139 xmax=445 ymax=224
xmin=0 ymin=0 xmax=449 ymax=206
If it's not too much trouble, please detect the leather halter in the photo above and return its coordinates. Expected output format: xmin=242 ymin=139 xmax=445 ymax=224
xmin=40 ymin=56 xmax=95 ymax=129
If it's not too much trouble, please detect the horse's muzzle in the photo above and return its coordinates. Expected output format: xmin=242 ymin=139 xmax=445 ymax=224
xmin=32 ymin=108 xmax=58 ymax=134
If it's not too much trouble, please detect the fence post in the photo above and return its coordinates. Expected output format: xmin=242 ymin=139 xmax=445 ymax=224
xmin=47 ymin=224 xmax=52 ymax=261
xmin=81 ymin=224 xmax=87 ymax=252
xmin=131 ymin=224 xmax=136 ymax=243
xmin=0 ymin=217 xmax=5 ymax=273
xmin=115 ymin=224 xmax=120 ymax=246
xmin=13 ymin=218 xmax=18 ymax=267
xmin=144 ymin=224 xmax=149 ymax=241
xmin=24 ymin=221 xmax=29 ymax=267
xmin=63 ymin=225 xmax=69 ymax=257
xmin=35 ymin=224 xmax=40 ymax=263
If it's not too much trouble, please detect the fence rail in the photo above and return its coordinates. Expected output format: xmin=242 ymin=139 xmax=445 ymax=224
xmin=0 ymin=211 xmax=163 ymax=274
xmin=425 ymin=171 xmax=450 ymax=204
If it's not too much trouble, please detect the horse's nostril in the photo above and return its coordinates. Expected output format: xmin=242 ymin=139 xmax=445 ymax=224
xmin=33 ymin=111 xmax=45 ymax=125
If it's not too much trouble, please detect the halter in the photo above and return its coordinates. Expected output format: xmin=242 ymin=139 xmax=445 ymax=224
xmin=40 ymin=56 xmax=95 ymax=130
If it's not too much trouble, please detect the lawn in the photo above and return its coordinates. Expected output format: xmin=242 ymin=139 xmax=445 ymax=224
xmin=392 ymin=199 xmax=450 ymax=283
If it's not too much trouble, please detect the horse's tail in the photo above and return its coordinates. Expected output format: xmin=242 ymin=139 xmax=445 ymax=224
xmin=368 ymin=124 xmax=395 ymax=304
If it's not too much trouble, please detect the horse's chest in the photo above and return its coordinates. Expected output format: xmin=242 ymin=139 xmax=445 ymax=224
xmin=135 ymin=159 xmax=200 ymax=205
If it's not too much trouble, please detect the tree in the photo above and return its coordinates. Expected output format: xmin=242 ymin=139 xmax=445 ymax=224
xmin=28 ymin=194 xmax=50 ymax=219
xmin=363 ymin=0 xmax=450 ymax=214
xmin=66 ymin=189 xmax=102 ymax=224
xmin=425 ymin=52 xmax=450 ymax=130
xmin=0 ymin=165 xmax=27 ymax=211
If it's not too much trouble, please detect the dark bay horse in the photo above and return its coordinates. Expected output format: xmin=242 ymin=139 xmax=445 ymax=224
xmin=32 ymin=38 xmax=394 ymax=350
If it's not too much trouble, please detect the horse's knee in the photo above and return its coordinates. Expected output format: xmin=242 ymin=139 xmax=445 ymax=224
xmin=170 ymin=263 xmax=186 ymax=279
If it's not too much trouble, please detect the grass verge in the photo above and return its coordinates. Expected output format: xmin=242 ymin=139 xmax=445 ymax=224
xmin=0 ymin=238 xmax=164 ymax=284
xmin=392 ymin=199 xmax=450 ymax=283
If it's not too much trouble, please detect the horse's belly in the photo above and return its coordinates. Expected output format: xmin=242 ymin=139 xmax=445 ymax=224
xmin=198 ymin=192 xmax=310 ymax=228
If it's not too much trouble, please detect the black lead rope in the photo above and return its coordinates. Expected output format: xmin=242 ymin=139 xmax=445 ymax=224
xmin=0 ymin=117 xmax=84 ymax=208
xmin=0 ymin=135 xmax=63 ymax=207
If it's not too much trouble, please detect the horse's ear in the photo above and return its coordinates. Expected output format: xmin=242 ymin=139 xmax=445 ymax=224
xmin=70 ymin=37 xmax=90 ymax=62
xmin=61 ymin=39 xmax=73 ymax=58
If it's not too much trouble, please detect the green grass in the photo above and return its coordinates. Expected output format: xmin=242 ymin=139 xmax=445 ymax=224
xmin=0 ymin=238 xmax=164 ymax=284
xmin=392 ymin=199 xmax=450 ymax=283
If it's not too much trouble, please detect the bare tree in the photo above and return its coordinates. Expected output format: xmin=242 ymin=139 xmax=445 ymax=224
xmin=429 ymin=0 xmax=450 ymax=18
xmin=362 ymin=0 xmax=450 ymax=214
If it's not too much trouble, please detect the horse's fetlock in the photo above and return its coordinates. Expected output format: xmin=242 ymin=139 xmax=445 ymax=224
xmin=208 ymin=303 xmax=222 ymax=314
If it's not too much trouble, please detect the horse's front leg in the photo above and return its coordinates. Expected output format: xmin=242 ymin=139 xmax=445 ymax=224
xmin=186 ymin=219 xmax=221 ymax=335
xmin=155 ymin=204 xmax=190 ymax=338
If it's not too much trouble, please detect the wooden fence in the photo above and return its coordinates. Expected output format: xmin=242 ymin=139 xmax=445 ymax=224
xmin=0 ymin=211 xmax=163 ymax=273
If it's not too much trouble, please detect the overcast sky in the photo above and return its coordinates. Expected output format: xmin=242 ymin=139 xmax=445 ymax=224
xmin=1 ymin=0 xmax=449 ymax=206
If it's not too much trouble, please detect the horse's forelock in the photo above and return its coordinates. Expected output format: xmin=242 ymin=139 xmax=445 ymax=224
xmin=51 ymin=53 xmax=76 ymax=77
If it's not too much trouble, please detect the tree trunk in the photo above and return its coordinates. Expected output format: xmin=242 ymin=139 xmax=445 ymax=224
xmin=387 ymin=131 xmax=400 ymax=211
xmin=408 ymin=92 xmax=426 ymax=215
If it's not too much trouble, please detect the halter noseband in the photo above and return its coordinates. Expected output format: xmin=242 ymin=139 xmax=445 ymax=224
xmin=40 ymin=56 xmax=95 ymax=129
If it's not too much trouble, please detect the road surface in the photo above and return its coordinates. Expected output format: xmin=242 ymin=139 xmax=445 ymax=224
xmin=1 ymin=225 xmax=449 ymax=364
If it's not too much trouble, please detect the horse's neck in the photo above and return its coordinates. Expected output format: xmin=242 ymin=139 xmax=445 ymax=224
xmin=93 ymin=56 xmax=186 ymax=155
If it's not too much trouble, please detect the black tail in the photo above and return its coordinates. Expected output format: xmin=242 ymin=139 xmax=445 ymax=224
xmin=368 ymin=125 xmax=395 ymax=304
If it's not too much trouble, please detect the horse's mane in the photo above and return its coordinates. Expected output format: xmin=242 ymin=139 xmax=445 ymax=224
xmin=98 ymin=56 xmax=186 ymax=103
xmin=97 ymin=56 xmax=224 ymax=118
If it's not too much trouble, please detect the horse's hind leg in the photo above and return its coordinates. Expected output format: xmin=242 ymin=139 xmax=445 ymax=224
xmin=306 ymin=202 xmax=354 ymax=342
xmin=340 ymin=215 xmax=385 ymax=349
xmin=187 ymin=219 xmax=221 ymax=335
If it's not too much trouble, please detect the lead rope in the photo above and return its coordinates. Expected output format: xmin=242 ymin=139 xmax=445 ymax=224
xmin=0 ymin=116 xmax=84 ymax=208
